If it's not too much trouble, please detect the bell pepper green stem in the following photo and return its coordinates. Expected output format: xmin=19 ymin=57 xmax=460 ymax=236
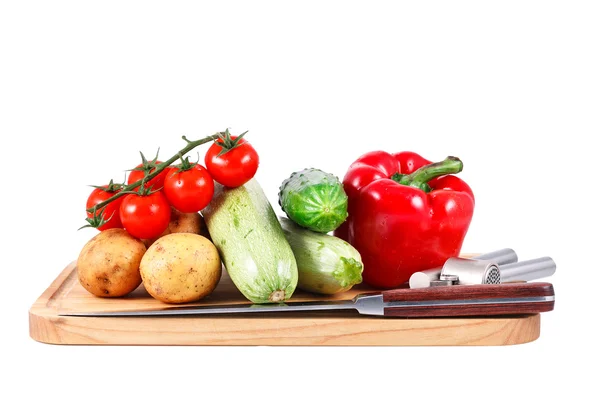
xmin=391 ymin=156 xmax=463 ymax=192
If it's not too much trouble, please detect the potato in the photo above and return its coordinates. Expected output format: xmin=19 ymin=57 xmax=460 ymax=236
xmin=140 ymin=233 xmax=221 ymax=304
xmin=77 ymin=228 xmax=146 ymax=297
xmin=142 ymin=208 xmax=209 ymax=247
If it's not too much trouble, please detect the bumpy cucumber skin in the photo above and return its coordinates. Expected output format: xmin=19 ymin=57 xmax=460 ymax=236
xmin=278 ymin=168 xmax=348 ymax=233
xmin=203 ymin=179 xmax=298 ymax=303
xmin=279 ymin=217 xmax=363 ymax=295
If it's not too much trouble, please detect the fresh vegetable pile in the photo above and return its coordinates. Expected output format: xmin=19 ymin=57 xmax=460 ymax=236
xmin=77 ymin=129 xmax=473 ymax=305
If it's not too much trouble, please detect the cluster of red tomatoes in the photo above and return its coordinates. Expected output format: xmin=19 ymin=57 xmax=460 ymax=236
xmin=85 ymin=134 xmax=259 ymax=240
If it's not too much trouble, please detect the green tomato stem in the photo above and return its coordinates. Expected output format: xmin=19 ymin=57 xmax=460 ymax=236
xmin=86 ymin=132 xmax=222 ymax=214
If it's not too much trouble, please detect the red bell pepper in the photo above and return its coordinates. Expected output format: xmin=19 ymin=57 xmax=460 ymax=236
xmin=334 ymin=151 xmax=475 ymax=289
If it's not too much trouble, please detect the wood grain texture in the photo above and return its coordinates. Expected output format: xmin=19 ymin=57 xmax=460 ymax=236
xmin=382 ymin=282 xmax=555 ymax=317
xmin=29 ymin=261 xmax=545 ymax=346
xmin=382 ymin=282 xmax=555 ymax=302
xmin=383 ymin=303 xmax=554 ymax=318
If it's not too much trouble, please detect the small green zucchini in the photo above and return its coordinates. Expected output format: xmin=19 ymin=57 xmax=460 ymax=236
xmin=203 ymin=179 xmax=298 ymax=303
xmin=279 ymin=217 xmax=363 ymax=295
xmin=278 ymin=168 xmax=348 ymax=233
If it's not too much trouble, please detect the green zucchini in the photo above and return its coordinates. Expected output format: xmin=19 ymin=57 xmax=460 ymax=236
xmin=202 ymin=179 xmax=298 ymax=303
xmin=278 ymin=168 xmax=348 ymax=233
xmin=279 ymin=217 xmax=363 ymax=295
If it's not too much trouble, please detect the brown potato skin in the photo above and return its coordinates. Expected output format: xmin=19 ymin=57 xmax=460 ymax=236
xmin=142 ymin=208 xmax=209 ymax=247
xmin=140 ymin=233 xmax=221 ymax=304
xmin=77 ymin=228 xmax=146 ymax=297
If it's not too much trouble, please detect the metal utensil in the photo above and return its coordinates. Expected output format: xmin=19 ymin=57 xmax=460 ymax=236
xmin=59 ymin=282 xmax=555 ymax=318
xmin=434 ymin=256 xmax=557 ymax=286
xmin=499 ymin=257 xmax=556 ymax=283
xmin=409 ymin=248 xmax=518 ymax=288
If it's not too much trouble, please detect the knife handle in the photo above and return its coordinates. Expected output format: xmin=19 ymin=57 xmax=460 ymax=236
xmin=381 ymin=282 xmax=555 ymax=317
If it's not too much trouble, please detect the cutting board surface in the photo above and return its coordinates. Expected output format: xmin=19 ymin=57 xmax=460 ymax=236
xmin=29 ymin=261 xmax=542 ymax=346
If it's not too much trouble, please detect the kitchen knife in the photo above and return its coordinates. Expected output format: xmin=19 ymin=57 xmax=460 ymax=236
xmin=60 ymin=282 xmax=555 ymax=318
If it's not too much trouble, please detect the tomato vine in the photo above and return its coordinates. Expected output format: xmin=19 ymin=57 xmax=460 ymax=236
xmin=83 ymin=130 xmax=243 ymax=229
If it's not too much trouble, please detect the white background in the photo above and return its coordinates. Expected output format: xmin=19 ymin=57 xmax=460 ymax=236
xmin=1 ymin=1 xmax=598 ymax=398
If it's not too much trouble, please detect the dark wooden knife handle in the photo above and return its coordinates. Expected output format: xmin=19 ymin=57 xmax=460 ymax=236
xmin=381 ymin=282 xmax=555 ymax=317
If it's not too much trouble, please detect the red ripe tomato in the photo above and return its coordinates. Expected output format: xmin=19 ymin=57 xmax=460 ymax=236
xmin=119 ymin=191 xmax=172 ymax=239
xmin=163 ymin=164 xmax=215 ymax=213
xmin=205 ymin=135 xmax=259 ymax=188
xmin=86 ymin=185 xmax=124 ymax=231
xmin=127 ymin=161 xmax=173 ymax=191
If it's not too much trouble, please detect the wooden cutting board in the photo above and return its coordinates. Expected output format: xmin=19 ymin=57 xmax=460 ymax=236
xmin=29 ymin=261 xmax=543 ymax=346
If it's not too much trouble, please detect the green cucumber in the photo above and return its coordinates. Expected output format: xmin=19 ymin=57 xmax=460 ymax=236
xmin=203 ymin=179 xmax=298 ymax=303
xmin=279 ymin=217 xmax=363 ymax=295
xmin=278 ymin=168 xmax=348 ymax=233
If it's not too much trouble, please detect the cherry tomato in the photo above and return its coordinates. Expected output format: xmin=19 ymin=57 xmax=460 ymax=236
xmin=127 ymin=161 xmax=173 ymax=191
xmin=119 ymin=191 xmax=172 ymax=239
xmin=205 ymin=135 xmax=259 ymax=188
xmin=86 ymin=185 xmax=124 ymax=231
xmin=163 ymin=164 xmax=215 ymax=213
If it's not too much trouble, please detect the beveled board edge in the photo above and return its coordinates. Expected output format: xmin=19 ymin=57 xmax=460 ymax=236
xmin=29 ymin=263 xmax=542 ymax=346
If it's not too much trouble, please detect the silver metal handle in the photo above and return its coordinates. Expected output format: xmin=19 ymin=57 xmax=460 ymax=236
xmin=472 ymin=248 xmax=518 ymax=265
xmin=500 ymin=257 xmax=556 ymax=283
xmin=408 ymin=248 xmax=518 ymax=288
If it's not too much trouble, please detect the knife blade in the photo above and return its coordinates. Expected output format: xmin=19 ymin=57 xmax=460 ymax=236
xmin=59 ymin=282 xmax=555 ymax=318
